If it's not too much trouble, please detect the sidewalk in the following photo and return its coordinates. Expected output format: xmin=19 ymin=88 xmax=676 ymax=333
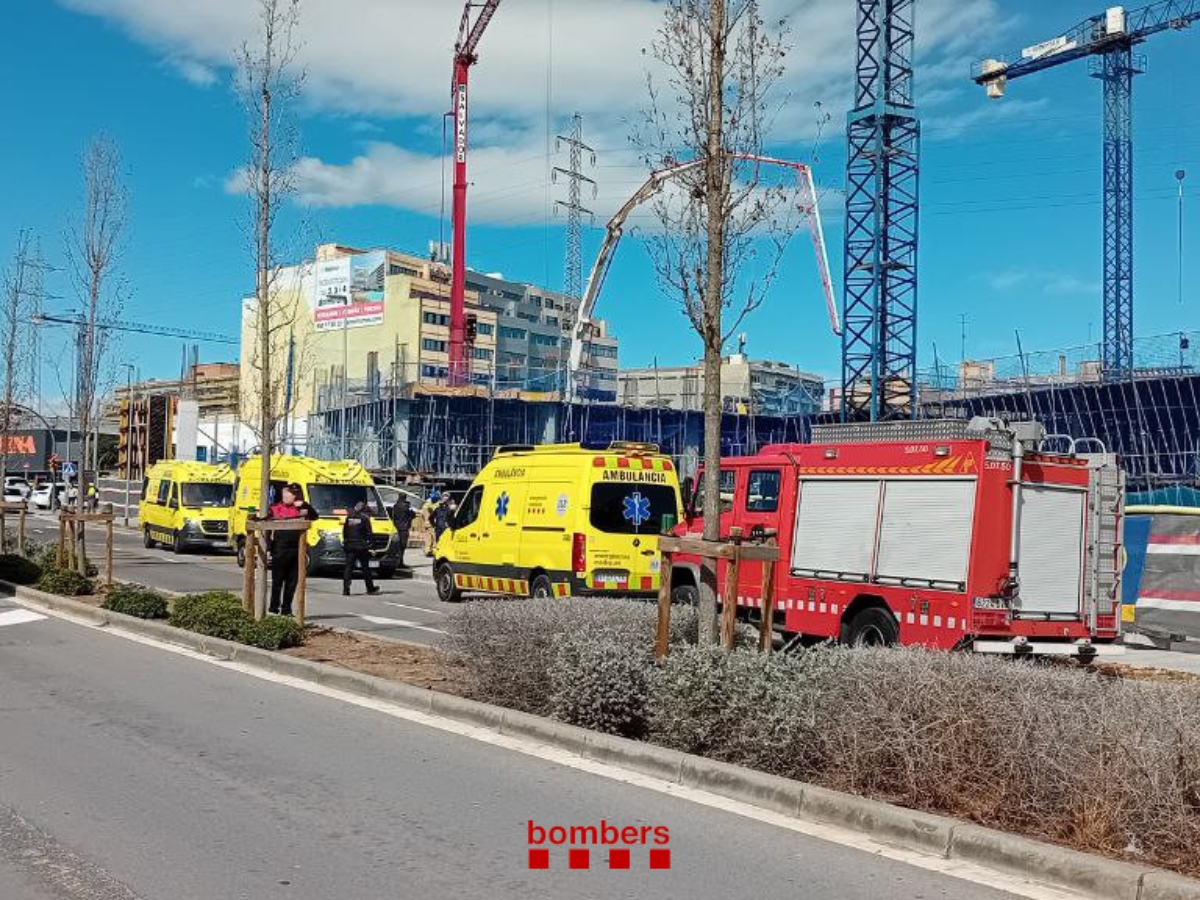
xmin=1118 ymin=633 xmax=1200 ymax=676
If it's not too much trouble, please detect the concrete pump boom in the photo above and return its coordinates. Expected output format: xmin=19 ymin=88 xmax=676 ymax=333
xmin=565 ymin=154 xmax=838 ymax=402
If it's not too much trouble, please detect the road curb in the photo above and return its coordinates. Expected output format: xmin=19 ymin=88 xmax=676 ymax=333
xmin=9 ymin=583 xmax=1200 ymax=900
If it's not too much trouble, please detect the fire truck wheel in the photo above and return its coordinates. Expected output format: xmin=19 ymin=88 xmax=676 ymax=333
xmin=845 ymin=607 xmax=899 ymax=647
xmin=143 ymin=527 xmax=154 ymax=549
xmin=436 ymin=563 xmax=462 ymax=603
xmin=236 ymin=538 xmax=245 ymax=569
xmin=671 ymin=584 xmax=699 ymax=606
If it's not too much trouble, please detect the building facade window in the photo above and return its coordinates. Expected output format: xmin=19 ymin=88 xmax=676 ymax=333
xmin=422 ymin=311 xmax=450 ymax=326
xmin=421 ymin=364 xmax=448 ymax=379
xmin=476 ymin=322 xmax=494 ymax=336
xmin=390 ymin=264 xmax=420 ymax=277
xmin=422 ymin=338 xmax=447 ymax=352
xmin=473 ymin=347 xmax=494 ymax=361
xmin=499 ymin=326 xmax=527 ymax=340
xmin=531 ymin=333 xmax=559 ymax=347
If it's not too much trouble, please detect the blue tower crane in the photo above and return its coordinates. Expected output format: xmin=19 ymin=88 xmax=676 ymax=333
xmin=842 ymin=0 xmax=920 ymax=422
xmin=975 ymin=2 xmax=1200 ymax=380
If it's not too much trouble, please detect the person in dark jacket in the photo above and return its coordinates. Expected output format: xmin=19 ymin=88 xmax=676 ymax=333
xmin=264 ymin=483 xmax=318 ymax=616
xmin=342 ymin=500 xmax=381 ymax=596
xmin=432 ymin=495 xmax=456 ymax=543
xmin=389 ymin=495 xmax=416 ymax=570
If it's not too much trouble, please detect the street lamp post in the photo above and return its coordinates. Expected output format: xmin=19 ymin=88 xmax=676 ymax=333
xmin=341 ymin=314 xmax=348 ymax=459
xmin=122 ymin=363 xmax=135 ymax=527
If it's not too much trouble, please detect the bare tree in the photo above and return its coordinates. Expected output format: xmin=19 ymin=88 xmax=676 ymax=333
xmin=634 ymin=0 xmax=794 ymax=643
xmin=66 ymin=136 xmax=127 ymax=573
xmin=237 ymin=0 xmax=304 ymax=613
xmin=0 ymin=231 xmax=36 ymax=488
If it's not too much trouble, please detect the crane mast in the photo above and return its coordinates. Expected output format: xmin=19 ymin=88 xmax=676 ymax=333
xmin=448 ymin=0 xmax=502 ymax=386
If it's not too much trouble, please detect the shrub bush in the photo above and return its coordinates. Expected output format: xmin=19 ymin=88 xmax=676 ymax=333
xmin=168 ymin=591 xmax=305 ymax=649
xmin=101 ymin=584 xmax=169 ymax=619
xmin=169 ymin=590 xmax=252 ymax=641
xmin=549 ymin=632 xmax=654 ymax=738
xmin=2 ymin=535 xmax=50 ymax=561
xmin=0 ymin=553 xmax=42 ymax=585
xmin=26 ymin=545 xmax=98 ymax=578
xmin=441 ymin=597 xmax=700 ymax=715
xmin=444 ymin=596 xmax=1200 ymax=877
xmin=34 ymin=567 xmax=94 ymax=597
xmin=242 ymin=615 xmax=305 ymax=650
xmin=647 ymin=646 xmax=1200 ymax=876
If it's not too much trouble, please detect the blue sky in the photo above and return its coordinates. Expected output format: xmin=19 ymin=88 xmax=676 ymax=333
xmin=3 ymin=0 xmax=1199 ymax=401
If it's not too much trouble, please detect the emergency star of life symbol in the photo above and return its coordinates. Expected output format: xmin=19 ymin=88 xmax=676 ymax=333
xmin=496 ymin=491 xmax=509 ymax=520
xmin=623 ymin=492 xmax=651 ymax=528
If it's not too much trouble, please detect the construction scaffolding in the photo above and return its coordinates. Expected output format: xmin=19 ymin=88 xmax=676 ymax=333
xmin=305 ymin=328 xmax=1200 ymax=504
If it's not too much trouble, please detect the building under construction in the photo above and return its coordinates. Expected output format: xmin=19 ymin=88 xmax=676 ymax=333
xmin=305 ymin=327 xmax=1200 ymax=502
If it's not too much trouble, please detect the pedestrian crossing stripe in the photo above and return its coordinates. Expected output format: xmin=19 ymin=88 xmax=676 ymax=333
xmin=0 ymin=608 xmax=46 ymax=628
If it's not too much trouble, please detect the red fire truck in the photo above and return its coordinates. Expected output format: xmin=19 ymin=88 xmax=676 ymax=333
xmin=671 ymin=418 xmax=1125 ymax=659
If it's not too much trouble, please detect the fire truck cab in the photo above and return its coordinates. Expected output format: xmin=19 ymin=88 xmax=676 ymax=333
xmin=673 ymin=418 xmax=1125 ymax=659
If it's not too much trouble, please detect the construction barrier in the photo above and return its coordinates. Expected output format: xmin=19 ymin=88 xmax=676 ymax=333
xmin=1123 ymin=506 xmax=1200 ymax=640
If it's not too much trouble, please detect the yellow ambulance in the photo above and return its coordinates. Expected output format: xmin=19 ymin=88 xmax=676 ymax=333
xmin=139 ymin=461 xmax=235 ymax=553
xmin=229 ymin=455 xmax=402 ymax=576
xmin=433 ymin=442 xmax=682 ymax=602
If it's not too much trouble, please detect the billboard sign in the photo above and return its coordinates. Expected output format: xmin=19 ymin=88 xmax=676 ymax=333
xmin=313 ymin=251 xmax=386 ymax=332
xmin=1021 ymin=35 xmax=1074 ymax=60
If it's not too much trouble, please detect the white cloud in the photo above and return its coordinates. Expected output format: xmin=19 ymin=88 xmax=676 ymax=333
xmin=167 ymin=56 xmax=217 ymax=87
xmin=61 ymin=0 xmax=1017 ymax=220
xmin=986 ymin=268 xmax=1100 ymax=297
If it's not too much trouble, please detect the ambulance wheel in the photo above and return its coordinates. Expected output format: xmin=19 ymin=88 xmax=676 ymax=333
xmin=436 ymin=563 xmax=462 ymax=603
xmin=236 ymin=538 xmax=246 ymax=569
xmin=844 ymin=607 xmax=898 ymax=647
xmin=530 ymin=574 xmax=555 ymax=600
xmin=142 ymin=527 xmax=154 ymax=549
xmin=671 ymin=584 xmax=699 ymax=606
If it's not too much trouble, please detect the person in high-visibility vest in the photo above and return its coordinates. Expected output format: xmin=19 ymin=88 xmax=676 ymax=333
xmin=421 ymin=489 xmax=442 ymax=557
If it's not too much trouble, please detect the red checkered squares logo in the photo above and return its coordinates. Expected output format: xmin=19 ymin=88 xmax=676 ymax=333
xmin=527 ymin=820 xmax=671 ymax=870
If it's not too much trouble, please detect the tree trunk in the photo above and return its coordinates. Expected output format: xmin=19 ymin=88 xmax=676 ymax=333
xmin=697 ymin=0 xmax=728 ymax=645
xmin=255 ymin=61 xmax=275 ymax=619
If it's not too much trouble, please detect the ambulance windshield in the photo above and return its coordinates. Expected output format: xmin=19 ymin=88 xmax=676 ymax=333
xmin=308 ymin=484 xmax=387 ymax=518
xmin=181 ymin=482 xmax=233 ymax=508
xmin=589 ymin=483 xmax=678 ymax=534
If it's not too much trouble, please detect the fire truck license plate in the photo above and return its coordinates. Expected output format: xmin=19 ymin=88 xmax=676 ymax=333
xmin=973 ymin=596 xmax=1007 ymax=610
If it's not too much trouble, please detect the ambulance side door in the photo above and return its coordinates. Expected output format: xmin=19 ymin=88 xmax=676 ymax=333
xmin=449 ymin=485 xmax=483 ymax=565
xmin=484 ymin=478 xmax=526 ymax=567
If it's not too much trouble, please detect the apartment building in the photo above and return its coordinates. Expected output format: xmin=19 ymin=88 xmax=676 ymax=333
xmin=239 ymin=244 xmax=620 ymax=424
xmin=618 ymin=355 xmax=825 ymax=417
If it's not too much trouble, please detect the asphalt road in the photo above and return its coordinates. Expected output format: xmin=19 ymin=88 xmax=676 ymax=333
xmin=21 ymin=511 xmax=449 ymax=645
xmin=0 ymin=600 xmax=1026 ymax=900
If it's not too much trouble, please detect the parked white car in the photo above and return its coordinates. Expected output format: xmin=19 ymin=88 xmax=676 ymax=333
xmin=2 ymin=485 xmax=27 ymax=509
xmin=3 ymin=477 xmax=31 ymax=499
xmin=31 ymin=483 xmax=72 ymax=510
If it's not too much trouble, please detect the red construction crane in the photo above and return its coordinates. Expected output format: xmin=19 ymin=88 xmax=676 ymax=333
xmin=448 ymin=0 xmax=502 ymax=386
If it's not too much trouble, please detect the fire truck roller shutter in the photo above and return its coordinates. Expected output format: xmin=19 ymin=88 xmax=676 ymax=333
xmin=1017 ymin=486 xmax=1086 ymax=616
xmin=792 ymin=480 xmax=879 ymax=580
xmin=875 ymin=478 xmax=976 ymax=589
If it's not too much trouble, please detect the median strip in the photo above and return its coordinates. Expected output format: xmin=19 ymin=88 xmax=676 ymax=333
xmin=7 ymin=582 xmax=1199 ymax=900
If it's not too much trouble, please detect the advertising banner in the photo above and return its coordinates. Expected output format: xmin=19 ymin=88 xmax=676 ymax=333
xmin=313 ymin=251 xmax=386 ymax=332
